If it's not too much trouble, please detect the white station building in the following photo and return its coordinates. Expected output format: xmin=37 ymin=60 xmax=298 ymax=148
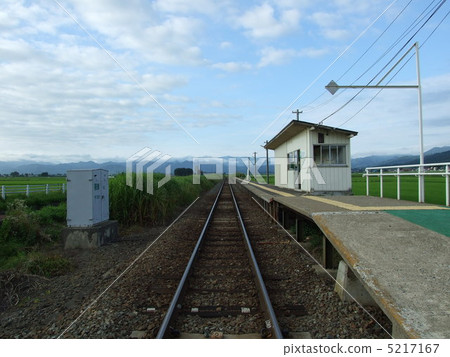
xmin=265 ymin=120 xmax=358 ymax=194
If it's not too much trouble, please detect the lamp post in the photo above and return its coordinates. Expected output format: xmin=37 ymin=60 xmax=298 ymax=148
xmin=325 ymin=42 xmax=425 ymax=202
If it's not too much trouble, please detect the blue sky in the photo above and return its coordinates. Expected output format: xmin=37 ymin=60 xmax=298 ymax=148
xmin=0 ymin=0 xmax=449 ymax=162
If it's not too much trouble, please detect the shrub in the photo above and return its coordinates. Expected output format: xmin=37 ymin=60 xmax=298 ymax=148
xmin=0 ymin=200 xmax=41 ymax=247
xmin=0 ymin=199 xmax=6 ymax=213
xmin=25 ymin=254 xmax=72 ymax=277
xmin=35 ymin=203 xmax=66 ymax=225
xmin=0 ymin=199 xmax=68 ymax=272
xmin=24 ymin=192 xmax=66 ymax=210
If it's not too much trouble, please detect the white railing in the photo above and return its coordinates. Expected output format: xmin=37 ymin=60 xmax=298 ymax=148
xmin=364 ymin=162 xmax=450 ymax=206
xmin=1 ymin=183 xmax=66 ymax=199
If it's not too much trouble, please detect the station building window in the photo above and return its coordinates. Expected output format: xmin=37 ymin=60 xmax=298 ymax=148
xmin=313 ymin=145 xmax=346 ymax=165
xmin=287 ymin=150 xmax=301 ymax=170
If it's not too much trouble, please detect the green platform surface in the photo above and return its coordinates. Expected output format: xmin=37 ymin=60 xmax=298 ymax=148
xmin=386 ymin=209 xmax=450 ymax=237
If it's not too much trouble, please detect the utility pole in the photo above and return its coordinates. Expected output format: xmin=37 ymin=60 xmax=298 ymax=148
xmin=253 ymin=152 xmax=257 ymax=181
xmin=292 ymin=109 xmax=302 ymax=121
xmin=246 ymin=157 xmax=250 ymax=181
xmin=261 ymin=141 xmax=269 ymax=184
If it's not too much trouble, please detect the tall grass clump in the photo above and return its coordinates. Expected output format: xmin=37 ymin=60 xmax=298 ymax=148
xmin=0 ymin=198 xmax=67 ymax=271
xmin=0 ymin=192 xmax=66 ymax=213
xmin=109 ymin=173 xmax=216 ymax=226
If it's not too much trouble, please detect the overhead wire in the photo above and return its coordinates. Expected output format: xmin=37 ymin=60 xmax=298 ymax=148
xmin=301 ymin=0 xmax=413 ymax=115
xmin=311 ymin=0 xmax=441 ymax=122
xmin=338 ymin=7 xmax=450 ymax=127
xmin=251 ymin=0 xmax=399 ymax=144
xmin=318 ymin=0 xmax=447 ymax=125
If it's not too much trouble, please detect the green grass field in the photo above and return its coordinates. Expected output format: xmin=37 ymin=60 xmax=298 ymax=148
xmin=352 ymin=173 xmax=446 ymax=206
xmin=1 ymin=173 xmax=447 ymax=206
xmin=0 ymin=176 xmax=66 ymax=185
xmin=249 ymin=173 xmax=447 ymax=206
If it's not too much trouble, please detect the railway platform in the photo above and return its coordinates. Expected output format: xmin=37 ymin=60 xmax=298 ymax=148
xmin=238 ymin=180 xmax=450 ymax=339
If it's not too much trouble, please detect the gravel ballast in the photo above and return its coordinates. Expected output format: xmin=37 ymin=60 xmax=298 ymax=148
xmin=0 ymin=183 xmax=391 ymax=339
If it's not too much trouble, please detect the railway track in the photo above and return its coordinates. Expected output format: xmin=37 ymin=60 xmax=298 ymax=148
xmin=156 ymin=181 xmax=283 ymax=339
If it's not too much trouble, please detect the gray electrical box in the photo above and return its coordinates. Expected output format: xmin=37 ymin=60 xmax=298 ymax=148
xmin=66 ymin=169 xmax=109 ymax=227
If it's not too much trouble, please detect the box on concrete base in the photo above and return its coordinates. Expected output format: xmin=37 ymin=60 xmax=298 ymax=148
xmin=62 ymin=220 xmax=118 ymax=249
xmin=66 ymin=169 xmax=109 ymax=227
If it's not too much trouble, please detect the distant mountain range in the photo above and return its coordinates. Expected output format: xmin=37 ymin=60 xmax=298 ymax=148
xmin=0 ymin=157 xmax=262 ymax=175
xmin=351 ymin=146 xmax=450 ymax=171
xmin=1 ymin=146 xmax=449 ymax=175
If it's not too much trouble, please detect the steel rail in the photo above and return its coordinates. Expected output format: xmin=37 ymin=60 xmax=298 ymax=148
xmin=156 ymin=180 xmax=225 ymax=339
xmin=229 ymin=184 xmax=283 ymax=339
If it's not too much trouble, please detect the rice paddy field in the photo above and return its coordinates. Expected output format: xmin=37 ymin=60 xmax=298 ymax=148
xmin=251 ymin=173 xmax=447 ymax=206
xmin=1 ymin=173 xmax=447 ymax=207
xmin=352 ymin=173 xmax=447 ymax=206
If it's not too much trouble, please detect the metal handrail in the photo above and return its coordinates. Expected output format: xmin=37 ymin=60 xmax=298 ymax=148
xmin=363 ymin=162 xmax=450 ymax=206
xmin=363 ymin=162 xmax=450 ymax=170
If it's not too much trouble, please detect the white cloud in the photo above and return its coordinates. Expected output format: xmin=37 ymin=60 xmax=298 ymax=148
xmin=307 ymin=1 xmax=389 ymax=41
xmin=153 ymin=0 xmax=221 ymax=15
xmin=309 ymin=11 xmax=351 ymax=41
xmin=321 ymin=28 xmax=351 ymax=41
xmin=237 ymin=3 xmax=300 ymax=40
xmin=212 ymin=61 xmax=252 ymax=72
xmin=299 ymin=47 xmax=330 ymax=58
xmin=140 ymin=73 xmax=188 ymax=93
xmin=309 ymin=11 xmax=335 ymax=28
xmin=68 ymin=0 xmax=205 ymax=65
xmin=258 ymin=47 xmax=297 ymax=67
xmin=258 ymin=46 xmax=329 ymax=67
xmin=0 ymin=1 xmax=447 ymax=161
xmin=220 ymin=41 xmax=232 ymax=49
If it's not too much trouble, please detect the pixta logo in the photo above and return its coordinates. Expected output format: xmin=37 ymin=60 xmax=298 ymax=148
xmin=126 ymin=147 xmax=171 ymax=195
xmin=126 ymin=147 xmax=326 ymax=194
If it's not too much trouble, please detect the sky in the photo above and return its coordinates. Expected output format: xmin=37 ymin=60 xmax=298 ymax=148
xmin=0 ymin=0 xmax=449 ymax=163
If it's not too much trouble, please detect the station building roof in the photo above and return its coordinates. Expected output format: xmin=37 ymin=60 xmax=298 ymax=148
xmin=264 ymin=120 xmax=358 ymax=150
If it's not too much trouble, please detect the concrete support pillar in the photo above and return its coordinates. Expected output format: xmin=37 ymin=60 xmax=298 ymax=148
xmin=279 ymin=207 xmax=285 ymax=228
xmin=334 ymin=260 xmax=376 ymax=306
xmin=322 ymin=235 xmax=334 ymax=269
xmin=295 ymin=217 xmax=305 ymax=242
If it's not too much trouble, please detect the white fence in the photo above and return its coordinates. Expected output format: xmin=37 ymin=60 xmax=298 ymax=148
xmin=363 ymin=162 xmax=450 ymax=206
xmin=1 ymin=183 xmax=66 ymax=199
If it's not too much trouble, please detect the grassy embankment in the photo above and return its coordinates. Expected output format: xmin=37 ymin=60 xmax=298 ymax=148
xmin=0 ymin=173 xmax=216 ymax=274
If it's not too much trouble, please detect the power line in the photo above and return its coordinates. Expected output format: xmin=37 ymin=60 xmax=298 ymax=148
xmin=251 ymin=0 xmax=399 ymax=144
xmin=319 ymin=0 xmax=447 ymax=124
xmin=338 ymin=8 xmax=450 ymax=127
xmin=301 ymin=0 xmax=413 ymax=115
xmin=337 ymin=0 xmax=414 ymax=82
